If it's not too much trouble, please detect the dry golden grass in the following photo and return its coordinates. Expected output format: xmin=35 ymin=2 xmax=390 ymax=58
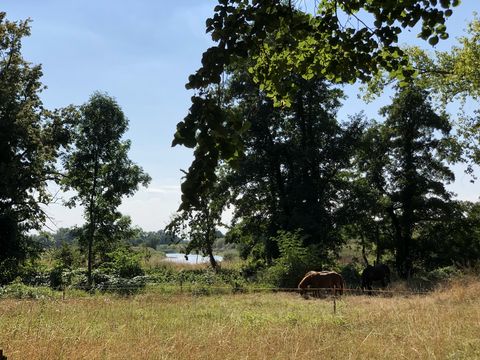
xmin=1 ymin=279 xmax=480 ymax=359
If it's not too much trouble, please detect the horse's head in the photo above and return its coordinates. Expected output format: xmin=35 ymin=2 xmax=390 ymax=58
xmin=298 ymin=272 xmax=314 ymax=296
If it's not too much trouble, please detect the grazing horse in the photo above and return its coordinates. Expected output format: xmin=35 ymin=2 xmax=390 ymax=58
xmin=361 ymin=264 xmax=391 ymax=294
xmin=298 ymin=271 xmax=344 ymax=297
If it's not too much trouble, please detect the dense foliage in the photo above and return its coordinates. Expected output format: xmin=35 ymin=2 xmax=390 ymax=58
xmin=355 ymin=86 xmax=455 ymax=277
xmin=174 ymin=0 xmax=461 ymax=211
xmin=1 ymin=4 xmax=479 ymax=289
xmin=0 ymin=13 xmax=72 ymax=283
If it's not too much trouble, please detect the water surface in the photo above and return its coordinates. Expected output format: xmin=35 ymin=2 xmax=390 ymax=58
xmin=164 ymin=253 xmax=223 ymax=264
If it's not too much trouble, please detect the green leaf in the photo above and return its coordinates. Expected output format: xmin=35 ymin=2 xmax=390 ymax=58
xmin=428 ymin=36 xmax=439 ymax=46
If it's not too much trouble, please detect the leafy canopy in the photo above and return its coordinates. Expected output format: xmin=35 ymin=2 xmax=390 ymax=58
xmin=173 ymin=0 xmax=460 ymax=211
xmin=187 ymin=0 xmax=460 ymax=105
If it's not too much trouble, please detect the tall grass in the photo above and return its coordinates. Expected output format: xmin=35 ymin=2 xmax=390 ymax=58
xmin=1 ymin=279 xmax=479 ymax=359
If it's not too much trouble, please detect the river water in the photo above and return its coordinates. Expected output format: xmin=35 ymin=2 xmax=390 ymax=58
xmin=164 ymin=253 xmax=223 ymax=264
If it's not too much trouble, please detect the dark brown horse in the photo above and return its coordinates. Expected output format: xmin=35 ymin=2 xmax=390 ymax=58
xmin=298 ymin=271 xmax=344 ymax=297
xmin=361 ymin=264 xmax=390 ymax=294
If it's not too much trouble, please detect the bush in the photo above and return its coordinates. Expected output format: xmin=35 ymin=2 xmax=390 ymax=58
xmin=406 ymin=266 xmax=461 ymax=291
xmin=145 ymin=264 xmax=177 ymax=282
xmin=96 ymin=275 xmax=147 ymax=295
xmin=0 ymin=282 xmax=57 ymax=299
xmin=240 ymin=258 xmax=266 ymax=281
xmin=20 ymin=262 xmax=50 ymax=286
xmin=339 ymin=262 xmax=362 ymax=288
xmin=100 ymin=247 xmax=145 ymax=278
xmin=176 ymin=269 xmax=217 ymax=286
xmin=53 ymin=242 xmax=82 ymax=269
xmin=0 ymin=258 xmax=20 ymax=285
xmin=262 ymin=230 xmax=315 ymax=288
xmin=426 ymin=266 xmax=460 ymax=282
xmin=222 ymin=249 xmax=239 ymax=262
xmin=49 ymin=265 xmax=65 ymax=289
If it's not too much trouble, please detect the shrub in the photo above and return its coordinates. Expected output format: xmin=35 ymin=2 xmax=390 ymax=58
xmin=19 ymin=261 xmax=50 ymax=286
xmin=406 ymin=266 xmax=461 ymax=291
xmin=49 ymin=265 xmax=65 ymax=289
xmin=145 ymin=263 xmax=177 ymax=282
xmin=0 ymin=282 xmax=57 ymax=299
xmin=240 ymin=258 xmax=266 ymax=280
xmin=100 ymin=247 xmax=145 ymax=279
xmin=339 ymin=262 xmax=362 ymax=288
xmin=96 ymin=275 xmax=147 ymax=295
xmin=0 ymin=258 xmax=20 ymax=285
xmin=262 ymin=230 xmax=313 ymax=288
xmin=427 ymin=266 xmax=460 ymax=282
xmin=222 ymin=249 xmax=239 ymax=262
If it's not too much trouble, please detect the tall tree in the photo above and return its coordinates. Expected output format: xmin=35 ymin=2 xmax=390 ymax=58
xmin=62 ymin=93 xmax=151 ymax=287
xmin=358 ymin=86 xmax=454 ymax=277
xmin=367 ymin=18 xmax=480 ymax=175
xmin=174 ymin=0 xmax=460 ymax=211
xmin=219 ymin=69 xmax=364 ymax=264
xmin=0 ymin=12 xmax=70 ymax=282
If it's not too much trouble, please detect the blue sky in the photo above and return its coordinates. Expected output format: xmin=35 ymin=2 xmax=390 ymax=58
xmin=2 ymin=1 xmax=479 ymax=231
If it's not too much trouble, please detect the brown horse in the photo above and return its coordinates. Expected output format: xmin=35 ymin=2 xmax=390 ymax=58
xmin=298 ymin=271 xmax=344 ymax=297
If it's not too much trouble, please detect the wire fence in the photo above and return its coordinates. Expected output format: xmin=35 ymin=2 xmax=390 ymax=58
xmin=56 ymin=282 xmax=434 ymax=315
xmin=61 ymin=282 xmax=432 ymax=297
xmin=0 ymin=281 xmax=437 ymax=316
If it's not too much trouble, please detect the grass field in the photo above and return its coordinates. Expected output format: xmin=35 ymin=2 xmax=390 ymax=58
xmin=1 ymin=279 xmax=479 ymax=359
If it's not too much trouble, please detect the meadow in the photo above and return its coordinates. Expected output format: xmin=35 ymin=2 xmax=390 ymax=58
xmin=1 ymin=279 xmax=479 ymax=359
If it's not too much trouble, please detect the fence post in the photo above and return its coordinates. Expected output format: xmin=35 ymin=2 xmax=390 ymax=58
xmin=0 ymin=349 xmax=7 ymax=360
xmin=333 ymin=285 xmax=337 ymax=315
xmin=62 ymin=286 xmax=66 ymax=301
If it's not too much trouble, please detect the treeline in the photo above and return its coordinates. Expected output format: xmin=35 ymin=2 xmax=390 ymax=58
xmin=32 ymin=227 xmax=183 ymax=250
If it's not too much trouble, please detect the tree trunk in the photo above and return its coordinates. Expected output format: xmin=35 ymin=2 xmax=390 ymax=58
xmin=87 ymin=155 xmax=99 ymax=289
xmin=205 ymin=235 xmax=217 ymax=271
xmin=87 ymin=212 xmax=94 ymax=288
xmin=386 ymin=205 xmax=410 ymax=279
xmin=375 ymin=223 xmax=381 ymax=265
xmin=399 ymin=127 xmax=415 ymax=279
xmin=208 ymin=250 xmax=218 ymax=270
xmin=361 ymin=233 xmax=370 ymax=267
xmin=205 ymin=209 xmax=218 ymax=271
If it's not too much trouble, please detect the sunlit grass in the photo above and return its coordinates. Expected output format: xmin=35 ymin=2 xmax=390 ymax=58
xmin=1 ymin=279 xmax=479 ymax=359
